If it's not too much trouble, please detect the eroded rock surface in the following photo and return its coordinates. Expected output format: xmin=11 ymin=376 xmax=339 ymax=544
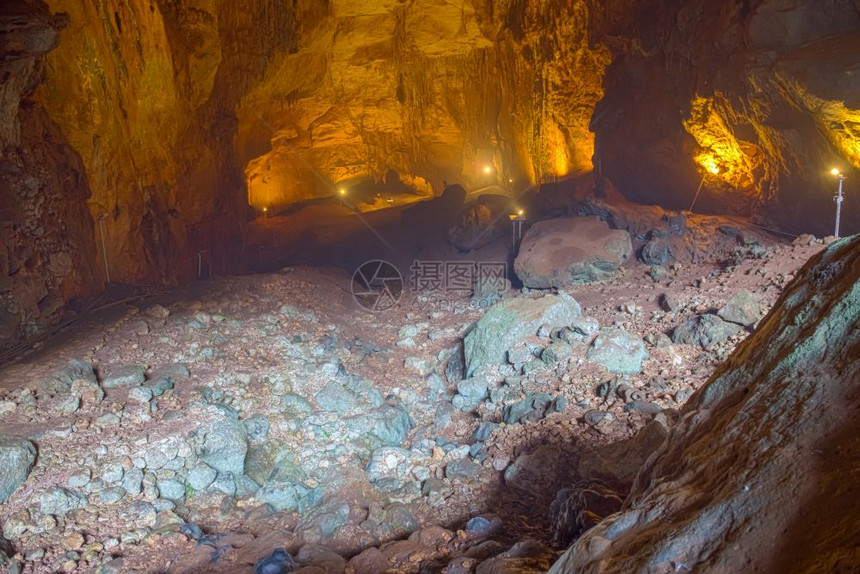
xmin=550 ymin=234 xmax=860 ymax=573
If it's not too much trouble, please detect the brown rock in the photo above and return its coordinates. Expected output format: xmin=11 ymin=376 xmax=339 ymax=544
xmin=514 ymin=217 xmax=632 ymax=288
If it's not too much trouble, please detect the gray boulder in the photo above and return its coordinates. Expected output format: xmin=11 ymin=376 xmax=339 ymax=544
xmin=256 ymin=461 xmax=323 ymax=512
xmin=101 ymin=365 xmax=146 ymax=389
xmin=587 ymin=328 xmax=649 ymax=374
xmin=718 ymin=289 xmax=764 ymax=327
xmin=672 ymin=313 xmax=743 ymax=350
xmin=0 ymin=438 xmax=36 ymax=503
xmin=464 ymin=293 xmax=582 ymax=377
xmin=39 ymin=487 xmax=88 ymax=515
xmin=189 ymin=404 xmax=248 ymax=476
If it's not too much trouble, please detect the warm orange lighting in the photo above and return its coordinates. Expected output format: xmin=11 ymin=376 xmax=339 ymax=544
xmin=483 ymin=165 xmax=493 ymax=175
xmin=709 ymin=166 xmax=720 ymax=175
xmin=831 ymin=168 xmax=841 ymax=176
xmin=339 ymin=188 xmax=346 ymax=196
xmin=518 ymin=209 xmax=524 ymax=216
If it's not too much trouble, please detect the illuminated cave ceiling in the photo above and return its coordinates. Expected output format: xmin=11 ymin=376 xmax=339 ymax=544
xmin=2 ymin=0 xmax=860 ymax=351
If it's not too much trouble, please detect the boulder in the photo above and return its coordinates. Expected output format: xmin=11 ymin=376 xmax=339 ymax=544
xmin=464 ymin=293 xmax=582 ymax=377
xmin=188 ymin=404 xmax=248 ymax=476
xmin=718 ymin=289 xmax=764 ymax=327
xmin=0 ymin=438 xmax=37 ymax=503
xmin=672 ymin=313 xmax=743 ymax=349
xmin=549 ymin=234 xmax=860 ymax=573
xmin=514 ymin=217 xmax=632 ymax=288
xmin=586 ymin=328 xmax=649 ymax=374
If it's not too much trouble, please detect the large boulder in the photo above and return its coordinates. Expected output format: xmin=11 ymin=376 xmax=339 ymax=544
xmin=0 ymin=437 xmax=37 ymax=503
xmin=464 ymin=293 xmax=582 ymax=377
xmin=550 ymin=234 xmax=860 ymax=573
xmin=514 ymin=217 xmax=632 ymax=288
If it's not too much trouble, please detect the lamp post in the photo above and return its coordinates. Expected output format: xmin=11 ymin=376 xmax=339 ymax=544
xmin=831 ymin=168 xmax=845 ymax=238
xmin=510 ymin=209 xmax=526 ymax=249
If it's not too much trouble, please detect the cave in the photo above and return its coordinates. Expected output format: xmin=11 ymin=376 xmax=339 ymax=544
xmin=1 ymin=1 xmax=859 ymax=573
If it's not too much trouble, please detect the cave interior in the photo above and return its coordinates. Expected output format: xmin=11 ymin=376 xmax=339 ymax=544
xmin=1 ymin=1 xmax=859 ymax=573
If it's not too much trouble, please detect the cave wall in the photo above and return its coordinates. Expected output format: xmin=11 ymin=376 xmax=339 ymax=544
xmin=237 ymin=0 xmax=610 ymax=210
xmin=0 ymin=4 xmax=102 ymax=353
xmin=591 ymin=0 xmax=860 ymax=235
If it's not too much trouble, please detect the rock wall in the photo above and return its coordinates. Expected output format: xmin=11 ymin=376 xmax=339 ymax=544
xmin=591 ymin=0 xmax=860 ymax=235
xmin=549 ymin=233 xmax=860 ymax=572
xmin=0 ymin=4 xmax=102 ymax=353
xmin=236 ymin=0 xmax=610 ymax=209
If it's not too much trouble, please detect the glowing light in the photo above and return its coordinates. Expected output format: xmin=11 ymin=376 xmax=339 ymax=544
xmin=483 ymin=165 xmax=493 ymax=175
xmin=518 ymin=209 xmax=525 ymax=216
xmin=339 ymin=188 xmax=347 ymax=196
xmin=684 ymin=96 xmax=760 ymax=191
xmin=262 ymin=206 xmax=268 ymax=212
xmin=831 ymin=168 xmax=842 ymax=176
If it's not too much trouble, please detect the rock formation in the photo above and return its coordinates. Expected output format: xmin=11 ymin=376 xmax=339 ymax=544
xmin=549 ymin=233 xmax=860 ymax=573
xmin=590 ymin=0 xmax=860 ymax=235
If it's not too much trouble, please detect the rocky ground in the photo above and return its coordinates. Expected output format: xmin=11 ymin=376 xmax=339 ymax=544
xmin=0 ymin=210 xmax=830 ymax=574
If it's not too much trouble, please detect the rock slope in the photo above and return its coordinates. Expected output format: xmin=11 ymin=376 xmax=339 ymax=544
xmin=550 ymin=233 xmax=860 ymax=573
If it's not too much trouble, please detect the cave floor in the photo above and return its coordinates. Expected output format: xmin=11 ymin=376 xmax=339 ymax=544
xmin=0 ymin=210 xmax=828 ymax=573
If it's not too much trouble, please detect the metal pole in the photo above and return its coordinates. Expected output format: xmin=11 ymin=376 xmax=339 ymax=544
xmin=689 ymin=175 xmax=706 ymax=213
xmin=835 ymin=175 xmax=845 ymax=238
xmin=98 ymin=214 xmax=110 ymax=283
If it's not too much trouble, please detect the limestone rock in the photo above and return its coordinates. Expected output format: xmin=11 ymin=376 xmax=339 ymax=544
xmin=464 ymin=293 xmax=582 ymax=377
xmin=189 ymin=404 xmax=248 ymax=476
xmin=0 ymin=438 xmax=37 ymax=503
xmin=672 ymin=313 xmax=743 ymax=350
xmin=549 ymin=233 xmax=860 ymax=573
xmin=514 ymin=217 xmax=632 ymax=288
xmin=718 ymin=289 xmax=764 ymax=327
xmin=586 ymin=328 xmax=649 ymax=374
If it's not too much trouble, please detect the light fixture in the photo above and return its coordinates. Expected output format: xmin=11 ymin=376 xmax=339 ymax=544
xmin=517 ymin=209 xmax=524 ymax=216
xmin=831 ymin=168 xmax=845 ymax=237
xmin=339 ymin=188 xmax=346 ymax=196
xmin=483 ymin=165 xmax=493 ymax=175
xmin=689 ymin=165 xmax=719 ymax=213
